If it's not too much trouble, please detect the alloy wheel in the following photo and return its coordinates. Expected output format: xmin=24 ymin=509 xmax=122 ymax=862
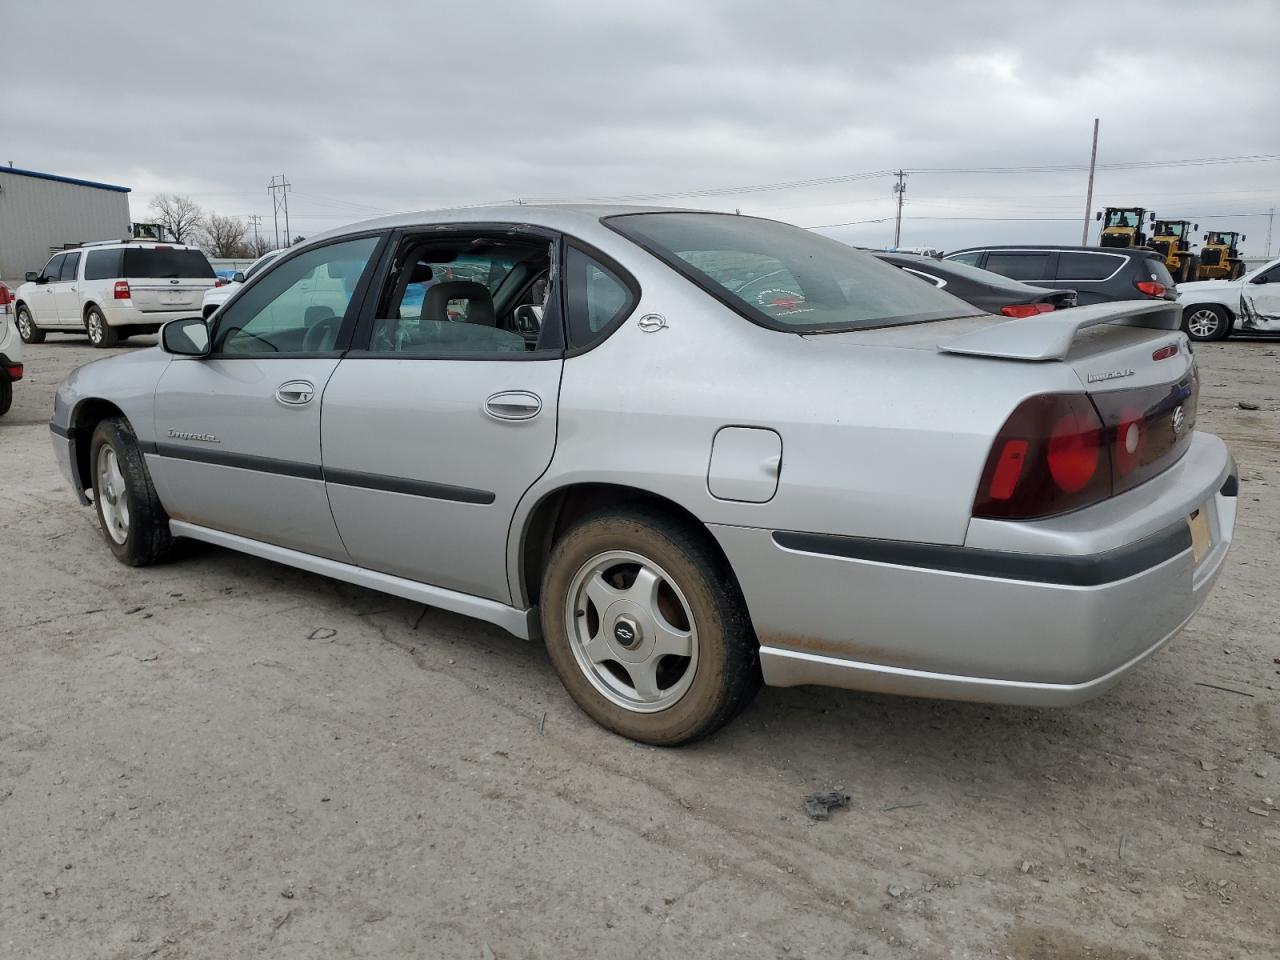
xmin=96 ymin=445 xmax=131 ymax=544
xmin=564 ymin=550 xmax=698 ymax=713
xmin=1186 ymin=308 xmax=1221 ymax=339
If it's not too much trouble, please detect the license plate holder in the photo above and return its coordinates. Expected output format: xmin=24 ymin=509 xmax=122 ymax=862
xmin=1187 ymin=506 xmax=1212 ymax=565
xmin=161 ymin=290 xmax=191 ymax=305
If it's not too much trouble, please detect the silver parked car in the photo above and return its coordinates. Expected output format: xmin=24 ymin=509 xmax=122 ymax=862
xmin=50 ymin=206 xmax=1237 ymax=744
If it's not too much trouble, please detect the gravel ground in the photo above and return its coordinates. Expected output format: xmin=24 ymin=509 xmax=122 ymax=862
xmin=2 ymin=333 xmax=1277 ymax=960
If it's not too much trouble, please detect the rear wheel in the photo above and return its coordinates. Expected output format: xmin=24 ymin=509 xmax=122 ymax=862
xmin=1184 ymin=304 xmax=1231 ymax=341
xmin=541 ymin=506 xmax=760 ymax=745
xmin=89 ymin=417 xmax=174 ymax=565
xmin=15 ymin=304 xmax=45 ymax=344
xmin=85 ymin=306 xmax=118 ymax=348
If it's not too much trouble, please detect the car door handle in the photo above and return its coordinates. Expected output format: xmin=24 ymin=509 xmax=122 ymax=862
xmin=484 ymin=390 xmax=542 ymax=421
xmin=275 ymin=380 xmax=315 ymax=405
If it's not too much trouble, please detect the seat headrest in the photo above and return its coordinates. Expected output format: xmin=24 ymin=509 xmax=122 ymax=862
xmin=408 ymin=262 xmax=434 ymax=284
xmin=423 ymin=280 xmax=496 ymax=327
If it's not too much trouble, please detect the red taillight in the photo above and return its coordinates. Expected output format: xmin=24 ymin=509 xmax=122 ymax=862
xmin=975 ymin=370 xmax=1200 ymax=520
xmin=1000 ymin=302 xmax=1056 ymax=318
xmin=4 ymin=363 xmax=22 ymax=381
xmin=974 ymin=394 xmax=1111 ymax=519
xmin=114 ymin=281 xmax=131 ymax=300
xmin=214 ymin=278 xmax=227 ymax=288
xmin=0 ymin=283 xmax=11 ymax=307
xmin=1136 ymin=280 xmax=1167 ymax=297
xmin=1151 ymin=343 xmax=1178 ymax=361
xmin=1047 ymin=413 xmax=1103 ymax=493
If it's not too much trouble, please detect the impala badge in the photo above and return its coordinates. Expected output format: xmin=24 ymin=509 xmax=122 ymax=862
xmin=1171 ymin=405 xmax=1185 ymax=436
xmin=168 ymin=428 xmax=220 ymax=443
xmin=638 ymin=314 xmax=668 ymax=333
xmin=1086 ymin=368 xmax=1135 ymax=383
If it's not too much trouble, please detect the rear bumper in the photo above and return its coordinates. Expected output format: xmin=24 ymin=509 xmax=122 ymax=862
xmin=100 ymin=302 xmax=190 ymax=327
xmin=711 ymin=432 xmax=1236 ymax=706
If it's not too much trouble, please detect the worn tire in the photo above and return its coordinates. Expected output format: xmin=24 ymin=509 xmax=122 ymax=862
xmin=1183 ymin=304 xmax=1231 ymax=342
xmin=540 ymin=506 xmax=760 ymax=745
xmin=85 ymin=306 xmax=118 ymax=348
xmin=15 ymin=304 xmax=45 ymax=344
xmin=89 ymin=417 xmax=174 ymax=566
xmin=0 ymin=372 xmax=11 ymax=417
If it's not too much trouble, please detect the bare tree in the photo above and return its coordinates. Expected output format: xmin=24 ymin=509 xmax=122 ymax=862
xmin=202 ymin=212 xmax=250 ymax=259
xmin=249 ymin=233 xmax=276 ymax=257
xmin=149 ymin=193 xmax=203 ymax=243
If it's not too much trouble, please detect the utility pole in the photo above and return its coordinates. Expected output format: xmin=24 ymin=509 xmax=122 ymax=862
xmin=1081 ymin=118 xmax=1099 ymax=245
xmin=247 ymin=214 xmax=262 ymax=253
xmin=1265 ymin=207 xmax=1275 ymax=258
xmin=268 ymin=175 xmax=292 ymax=248
xmin=892 ymin=170 xmax=908 ymax=249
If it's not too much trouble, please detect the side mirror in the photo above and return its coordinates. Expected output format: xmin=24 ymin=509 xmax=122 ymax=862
xmin=232 ymin=271 xmax=246 ymax=283
xmin=161 ymin=317 xmax=211 ymax=357
xmin=1241 ymin=235 xmax=1247 ymax=242
xmin=1193 ymin=224 xmax=1199 ymax=231
xmin=1095 ymin=211 xmax=1102 ymax=221
xmin=24 ymin=271 xmax=39 ymax=283
xmin=513 ymin=303 xmax=543 ymax=336
xmin=1252 ymin=274 xmax=1269 ymax=285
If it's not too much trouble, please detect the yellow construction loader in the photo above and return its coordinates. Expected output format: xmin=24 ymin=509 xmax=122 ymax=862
xmin=1197 ymin=231 xmax=1246 ymax=280
xmin=1150 ymin=219 xmax=1200 ymax=283
xmin=1096 ymin=207 xmax=1154 ymax=248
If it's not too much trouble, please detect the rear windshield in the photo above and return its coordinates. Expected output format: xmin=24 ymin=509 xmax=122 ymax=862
xmin=606 ymin=212 xmax=976 ymax=332
xmin=122 ymin=248 xmax=214 ymax=279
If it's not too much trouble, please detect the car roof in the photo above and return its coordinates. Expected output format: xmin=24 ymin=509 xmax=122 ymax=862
xmin=946 ymin=244 xmax=1154 ymax=258
xmin=874 ymin=251 xmax=1059 ymax=294
xmin=303 ymin=203 xmax=705 ymax=247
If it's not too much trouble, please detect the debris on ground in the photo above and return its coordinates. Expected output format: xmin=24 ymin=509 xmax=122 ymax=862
xmin=887 ymin=884 xmax=904 ymax=898
xmin=307 ymin=628 xmax=337 ymax=641
xmin=1237 ymin=401 xmax=1260 ymax=410
xmin=802 ymin=790 xmax=850 ymax=820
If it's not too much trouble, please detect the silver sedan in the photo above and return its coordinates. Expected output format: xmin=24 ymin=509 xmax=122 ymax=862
xmin=50 ymin=206 xmax=1237 ymax=744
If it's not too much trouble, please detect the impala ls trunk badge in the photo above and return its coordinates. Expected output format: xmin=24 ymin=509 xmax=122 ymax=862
xmin=1086 ymin=368 xmax=1135 ymax=383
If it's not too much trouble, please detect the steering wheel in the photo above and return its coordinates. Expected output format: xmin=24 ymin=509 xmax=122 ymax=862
xmin=302 ymin=316 xmax=341 ymax=352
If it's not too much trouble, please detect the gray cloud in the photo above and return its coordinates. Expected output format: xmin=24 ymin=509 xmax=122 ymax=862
xmin=4 ymin=0 xmax=1277 ymax=253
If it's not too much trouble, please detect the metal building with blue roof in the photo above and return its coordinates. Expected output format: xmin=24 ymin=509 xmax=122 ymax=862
xmin=0 ymin=166 xmax=132 ymax=283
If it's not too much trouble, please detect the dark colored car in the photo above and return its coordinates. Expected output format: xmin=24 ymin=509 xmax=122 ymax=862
xmin=874 ymin=252 xmax=1076 ymax=317
xmin=942 ymin=245 xmax=1178 ymax=306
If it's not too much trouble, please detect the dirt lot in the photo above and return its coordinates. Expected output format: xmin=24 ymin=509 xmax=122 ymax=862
xmin=2 ymin=333 xmax=1277 ymax=960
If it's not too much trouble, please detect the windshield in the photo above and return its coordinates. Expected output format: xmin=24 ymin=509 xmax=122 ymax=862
xmin=122 ymin=248 xmax=214 ymax=279
xmin=1155 ymin=222 xmax=1184 ymax=237
xmin=1206 ymin=232 xmax=1234 ymax=245
xmin=1105 ymin=210 xmax=1141 ymax=228
xmin=606 ymin=213 xmax=976 ymax=332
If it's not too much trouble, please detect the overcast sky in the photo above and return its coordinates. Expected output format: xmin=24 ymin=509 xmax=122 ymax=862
xmin=4 ymin=1 xmax=1278 ymax=255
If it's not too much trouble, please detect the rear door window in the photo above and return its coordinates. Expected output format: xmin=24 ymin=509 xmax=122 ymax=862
xmin=946 ymin=251 xmax=983 ymax=267
xmin=84 ymin=248 xmax=124 ymax=280
xmin=984 ymin=252 xmax=1053 ymax=281
xmin=564 ymin=246 xmax=637 ymax=349
xmin=59 ymin=252 xmax=82 ymax=281
xmin=122 ymin=248 xmax=215 ymax=279
xmin=1056 ymin=252 xmax=1122 ymax=281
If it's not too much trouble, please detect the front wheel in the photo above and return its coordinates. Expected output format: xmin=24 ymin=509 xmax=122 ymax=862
xmin=90 ymin=417 xmax=174 ymax=565
xmin=541 ymin=506 xmax=760 ymax=745
xmin=15 ymin=305 xmax=45 ymax=344
xmin=85 ymin=306 xmax=118 ymax=348
xmin=1184 ymin=304 xmax=1231 ymax=341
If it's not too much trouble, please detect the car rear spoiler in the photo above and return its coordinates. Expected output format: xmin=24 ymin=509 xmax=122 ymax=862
xmin=938 ymin=300 xmax=1181 ymax=362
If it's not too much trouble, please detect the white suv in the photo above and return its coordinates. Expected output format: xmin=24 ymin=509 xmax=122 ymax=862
xmin=14 ymin=240 xmax=216 ymax=348
xmin=0 ymin=281 xmax=22 ymax=416
xmin=201 ymin=248 xmax=285 ymax=317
